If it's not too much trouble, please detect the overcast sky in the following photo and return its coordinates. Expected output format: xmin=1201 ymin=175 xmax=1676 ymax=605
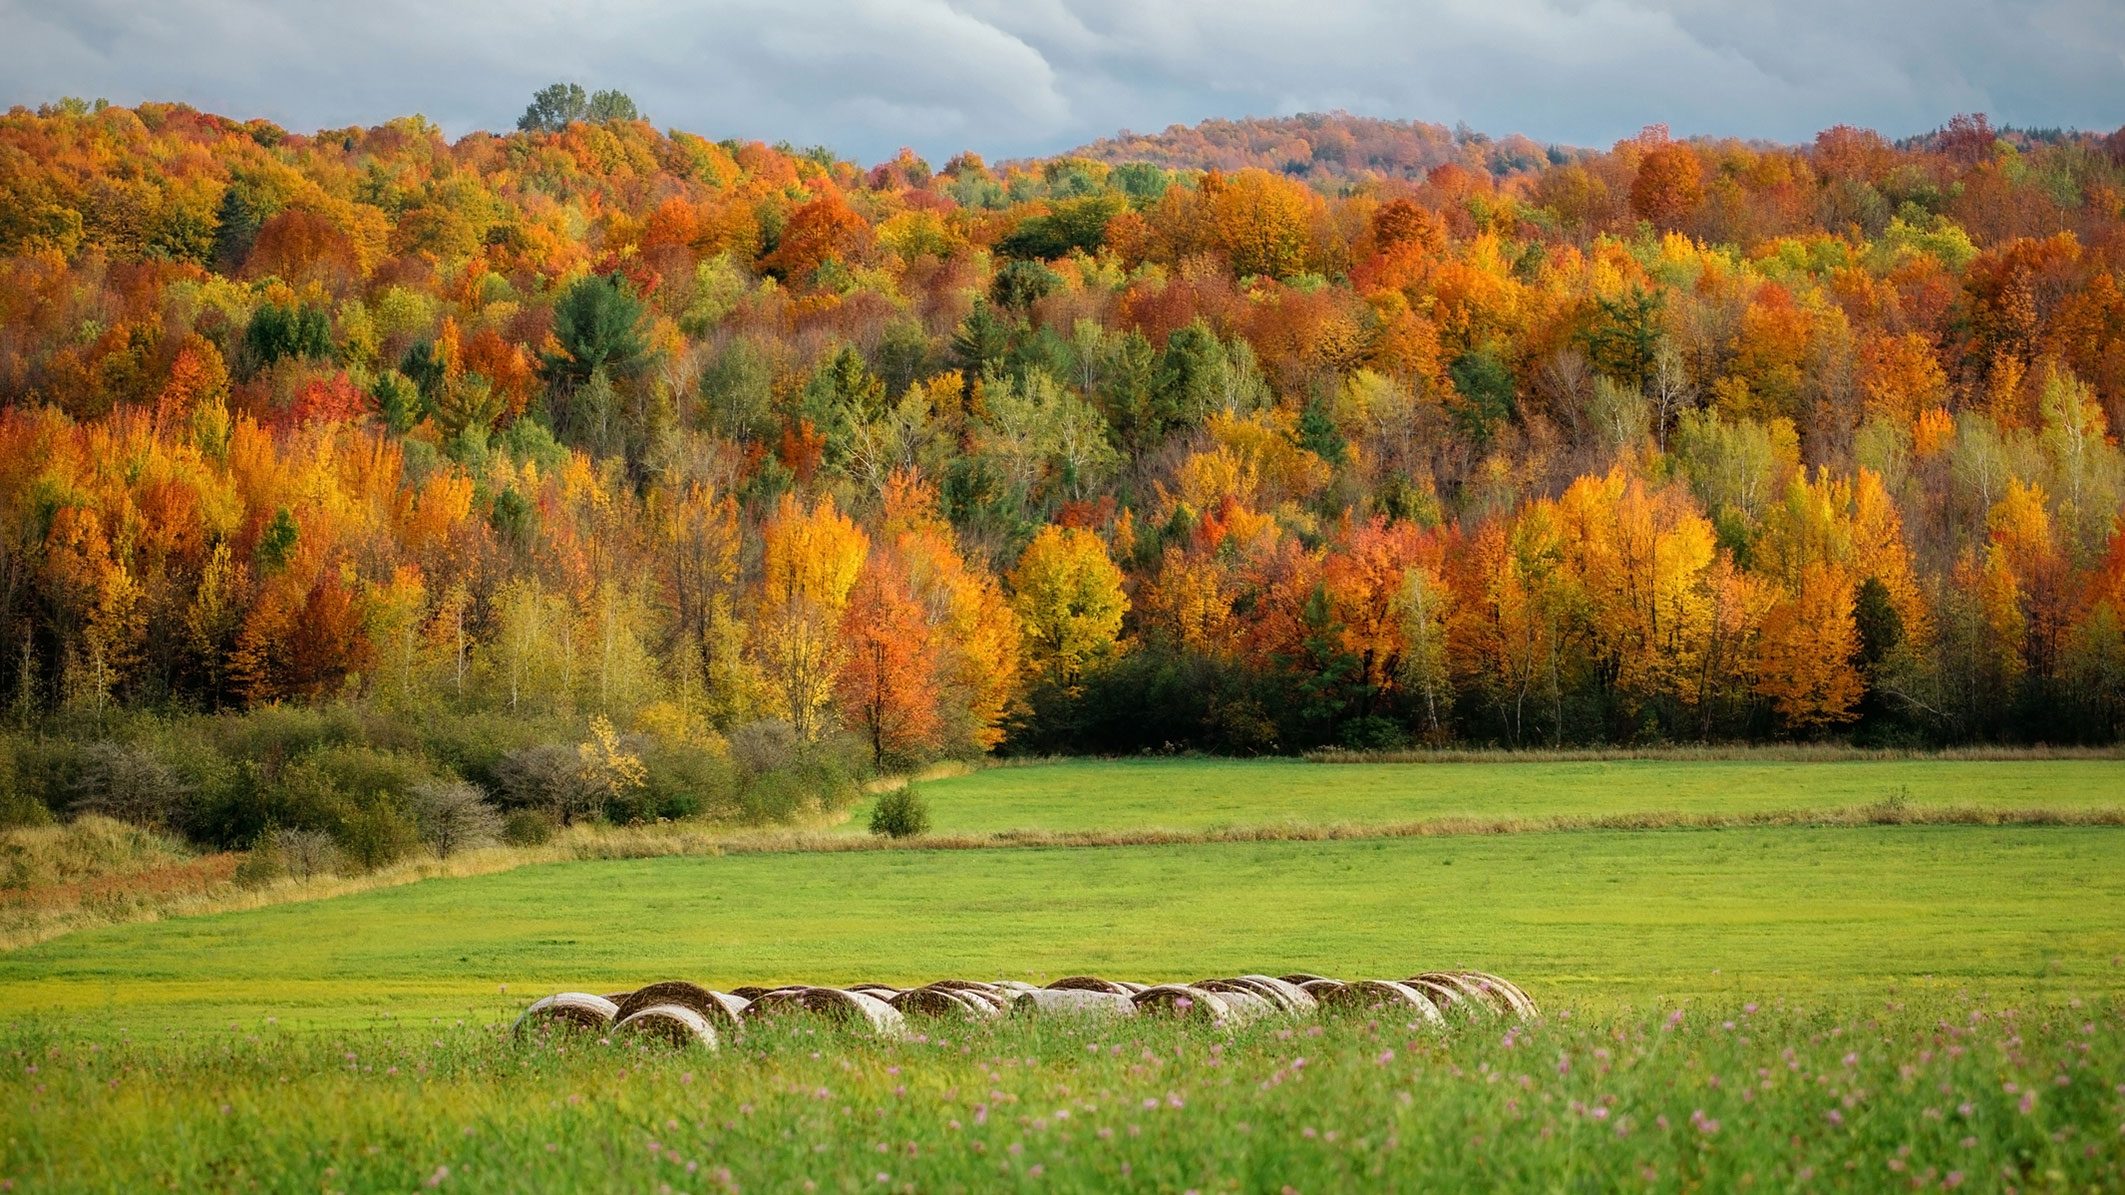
xmin=4 ymin=0 xmax=2121 ymax=163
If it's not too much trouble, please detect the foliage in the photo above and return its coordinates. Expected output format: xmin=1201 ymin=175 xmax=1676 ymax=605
xmin=406 ymin=779 xmax=502 ymax=857
xmin=517 ymin=83 xmax=642 ymax=133
xmin=0 ymin=102 xmax=2117 ymax=761
xmin=866 ymin=782 xmax=931 ymax=838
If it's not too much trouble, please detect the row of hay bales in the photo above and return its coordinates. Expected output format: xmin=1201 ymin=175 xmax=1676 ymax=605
xmin=515 ymin=970 xmax=1536 ymax=1050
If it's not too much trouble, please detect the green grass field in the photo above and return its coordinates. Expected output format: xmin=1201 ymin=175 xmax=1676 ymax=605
xmin=844 ymin=756 xmax=2125 ymax=835
xmin=3 ymin=756 xmax=2123 ymax=1191
xmin=7 ymin=1000 xmax=2121 ymax=1192
xmin=4 ymin=825 xmax=2123 ymax=1033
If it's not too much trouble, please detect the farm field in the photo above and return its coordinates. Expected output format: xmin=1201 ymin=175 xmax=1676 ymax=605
xmin=3 ymin=824 xmax=2122 ymax=1032
xmin=6 ymin=999 xmax=2123 ymax=1192
xmin=842 ymin=756 xmax=2125 ymax=836
xmin=4 ymin=757 xmax=2123 ymax=1191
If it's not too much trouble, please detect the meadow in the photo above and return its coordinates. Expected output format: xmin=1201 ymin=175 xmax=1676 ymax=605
xmin=3 ymin=756 xmax=2123 ymax=1191
xmin=840 ymin=755 xmax=2125 ymax=835
xmin=5 ymin=1000 xmax=2122 ymax=1192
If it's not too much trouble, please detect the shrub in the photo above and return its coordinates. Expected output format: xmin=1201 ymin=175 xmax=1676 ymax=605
xmin=268 ymin=826 xmax=339 ymax=880
xmin=190 ymin=756 xmax=344 ymax=849
xmin=332 ymin=802 xmax=420 ymax=872
xmin=500 ymin=808 xmax=556 ymax=847
xmin=303 ymin=745 xmax=439 ymax=808
xmin=640 ymin=743 xmax=737 ymax=822
xmin=491 ymin=743 xmax=602 ymax=825
xmin=868 ymin=785 xmax=931 ymax=839
xmin=727 ymin=718 xmax=801 ymax=776
xmin=418 ymin=712 xmax=555 ymax=789
xmin=0 ymin=740 xmax=52 ymax=829
xmin=407 ymin=779 xmax=502 ymax=857
xmin=230 ymin=848 xmax=282 ymax=889
xmin=736 ymin=768 xmax=808 ymax=825
xmin=69 ymin=741 xmax=188 ymax=829
xmin=210 ymin=704 xmax=364 ymax=765
xmin=0 ymin=737 xmax=87 ymax=825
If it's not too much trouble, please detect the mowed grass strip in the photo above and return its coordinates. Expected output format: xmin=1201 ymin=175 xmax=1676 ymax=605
xmin=2 ymin=825 xmax=2121 ymax=1032
xmin=851 ymin=757 xmax=2125 ymax=835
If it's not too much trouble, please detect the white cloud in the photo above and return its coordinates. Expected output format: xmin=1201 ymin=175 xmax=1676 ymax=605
xmin=0 ymin=0 xmax=2118 ymax=162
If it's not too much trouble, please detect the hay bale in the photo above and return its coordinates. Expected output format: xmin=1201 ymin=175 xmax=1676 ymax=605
xmin=1115 ymin=981 xmax=1147 ymax=994
xmin=1202 ymin=987 xmax=1276 ymax=1026
xmin=729 ymin=985 xmax=774 ymax=1000
xmin=613 ymin=1003 xmax=718 ymax=1050
xmin=891 ymin=987 xmax=1002 ymax=1019
xmin=744 ymin=987 xmax=907 ymax=1037
xmin=1131 ymin=984 xmax=1232 ymax=1024
xmin=849 ymin=983 xmax=903 ymax=998
xmin=926 ymin=978 xmax=1003 ymax=995
xmin=1197 ymin=975 xmax=1316 ymax=1014
xmin=1449 ymin=970 xmax=1539 ymax=1018
xmin=1011 ymin=989 xmax=1138 ymax=1019
xmin=930 ymin=983 xmax=1011 ymax=1013
xmin=1045 ymin=975 xmax=1131 ymax=995
xmin=1396 ymin=976 xmax=1467 ymax=1013
xmin=1317 ymin=980 xmax=1445 ymax=1025
xmin=512 ymin=992 xmax=619 ymax=1039
xmin=613 ymin=981 xmax=747 ymax=1036
xmin=990 ymin=980 xmax=1042 ymax=997
xmin=1298 ymin=978 xmax=1347 ymax=999
xmin=602 ymin=991 xmax=635 ymax=1003
xmin=738 ymin=988 xmax=806 ymax=1022
xmin=1410 ymin=971 xmax=1516 ymax=1017
xmin=1279 ymin=972 xmax=1333 ymax=985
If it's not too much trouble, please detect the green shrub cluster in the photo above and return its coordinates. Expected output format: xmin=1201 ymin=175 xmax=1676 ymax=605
xmin=0 ymin=705 xmax=866 ymax=876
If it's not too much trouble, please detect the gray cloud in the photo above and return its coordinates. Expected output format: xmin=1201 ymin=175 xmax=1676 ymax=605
xmin=2 ymin=0 xmax=2119 ymax=163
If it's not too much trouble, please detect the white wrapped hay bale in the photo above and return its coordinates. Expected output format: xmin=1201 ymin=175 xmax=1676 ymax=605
xmin=613 ymin=981 xmax=749 ymax=1037
xmin=1196 ymin=975 xmax=1317 ymax=1014
xmin=512 ymin=992 xmax=619 ymax=1039
xmin=1409 ymin=971 xmax=1537 ymax=1019
xmin=1045 ymin=975 xmax=1132 ymax=994
xmin=1449 ymin=969 xmax=1539 ymax=1018
xmin=1012 ymin=988 xmax=1139 ymax=1019
xmin=743 ymin=986 xmax=907 ymax=1037
xmin=1131 ymin=984 xmax=1233 ymax=1024
xmin=613 ymin=1003 xmax=719 ymax=1049
xmin=891 ymin=986 xmax=1003 ymax=1019
xmin=1318 ymin=980 xmax=1446 ymax=1025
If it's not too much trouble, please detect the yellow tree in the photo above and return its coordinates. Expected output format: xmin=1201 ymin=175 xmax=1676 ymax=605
xmin=755 ymin=493 xmax=868 ymax=740
xmin=1750 ymin=471 xmax=1864 ymax=731
xmin=1753 ymin=561 xmax=1864 ymax=730
xmin=1982 ymin=480 xmax=2069 ymax=682
xmin=1009 ymin=525 xmax=1127 ymax=695
xmin=1558 ymin=467 xmax=1718 ymax=721
xmin=1200 ymin=169 xmax=1317 ymax=279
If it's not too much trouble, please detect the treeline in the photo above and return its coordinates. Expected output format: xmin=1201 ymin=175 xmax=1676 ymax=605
xmin=0 ymin=96 xmax=2119 ymax=825
xmin=1053 ymin=111 xmax=1574 ymax=183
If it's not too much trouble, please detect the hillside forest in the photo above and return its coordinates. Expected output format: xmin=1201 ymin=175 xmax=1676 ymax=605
xmin=1 ymin=97 xmax=2123 ymax=859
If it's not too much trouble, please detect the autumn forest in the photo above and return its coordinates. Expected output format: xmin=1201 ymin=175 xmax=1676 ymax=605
xmin=1 ymin=95 xmax=2123 ymax=850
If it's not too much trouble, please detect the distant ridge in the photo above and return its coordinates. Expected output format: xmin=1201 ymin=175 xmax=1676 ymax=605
xmin=1036 ymin=111 xmax=1585 ymax=183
